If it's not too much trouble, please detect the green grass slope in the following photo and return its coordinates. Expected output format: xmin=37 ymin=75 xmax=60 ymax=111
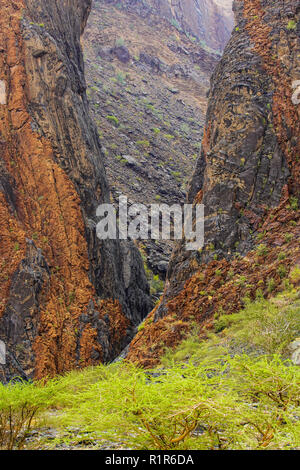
xmin=1 ymin=290 xmax=299 ymax=450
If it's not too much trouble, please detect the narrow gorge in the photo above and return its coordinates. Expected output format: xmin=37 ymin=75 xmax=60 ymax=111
xmin=0 ymin=0 xmax=299 ymax=452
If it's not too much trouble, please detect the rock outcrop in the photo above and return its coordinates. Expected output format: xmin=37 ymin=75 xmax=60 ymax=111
xmin=0 ymin=0 xmax=151 ymax=382
xmin=128 ymin=0 xmax=300 ymax=367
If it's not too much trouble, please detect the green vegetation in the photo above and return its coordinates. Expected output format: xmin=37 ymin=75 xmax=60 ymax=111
xmin=149 ymin=274 xmax=164 ymax=296
xmin=211 ymin=291 xmax=300 ymax=356
xmin=152 ymin=127 xmax=160 ymax=134
xmin=180 ymin=123 xmax=190 ymax=135
xmin=277 ymin=265 xmax=287 ymax=279
xmin=290 ymin=266 xmax=300 ymax=284
xmin=289 ymin=196 xmax=298 ymax=211
xmin=115 ymin=37 xmax=125 ymax=47
xmin=136 ymin=140 xmax=150 ymax=148
xmin=267 ymin=278 xmax=276 ymax=293
xmin=0 ymin=380 xmax=59 ymax=450
xmin=163 ymin=134 xmax=175 ymax=141
xmin=278 ymin=251 xmax=287 ymax=261
xmin=256 ymin=243 xmax=269 ymax=257
xmin=171 ymin=170 xmax=181 ymax=182
xmin=116 ymin=71 xmax=126 ymax=85
xmin=52 ymin=355 xmax=300 ymax=450
xmin=287 ymin=20 xmax=297 ymax=30
xmin=1 ymin=292 xmax=299 ymax=450
xmin=141 ymin=252 xmax=164 ymax=296
xmin=284 ymin=233 xmax=294 ymax=243
xmin=106 ymin=115 xmax=119 ymax=127
xmin=199 ymin=40 xmax=221 ymax=56
xmin=30 ymin=22 xmax=45 ymax=28
xmin=170 ymin=18 xmax=182 ymax=32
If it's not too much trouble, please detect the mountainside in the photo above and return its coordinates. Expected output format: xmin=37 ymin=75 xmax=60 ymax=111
xmin=128 ymin=0 xmax=300 ymax=367
xmin=145 ymin=0 xmax=234 ymax=52
xmin=0 ymin=0 xmax=151 ymax=383
xmin=83 ymin=0 xmax=229 ymax=277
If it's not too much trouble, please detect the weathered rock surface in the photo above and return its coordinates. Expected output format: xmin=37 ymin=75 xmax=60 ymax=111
xmin=104 ymin=0 xmax=234 ymax=53
xmin=128 ymin=0 xmax=300 ymax=367
xmin=0 ymin=0 xmax=151 ymax=382
xmin=150 ymin=0 xmax=234 ymax=52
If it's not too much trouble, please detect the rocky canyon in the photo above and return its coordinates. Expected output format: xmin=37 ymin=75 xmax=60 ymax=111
xmin=0 ymin=0 xmax=299 ymax=453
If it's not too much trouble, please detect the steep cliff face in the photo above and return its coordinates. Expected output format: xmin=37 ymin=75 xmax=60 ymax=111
xmin=146 ymin=0 xmax=234 ymax=52
xmin=0 ymin=0 xmax=151 ymax=382
xmin=104 ymin=0 xmax=234 ymax=53
xmin=128 ymin=0 xmax=300 ymax=367
xmin=83 ymin=0 xmax=222 ymax=279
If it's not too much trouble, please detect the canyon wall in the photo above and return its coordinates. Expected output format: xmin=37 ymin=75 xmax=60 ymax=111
xmin=0 ymin=0 xmax=151 ymax=382
xmin=128 ymin=0 xmax=300 ymax=367
xmin=104 ymin=0 xmax=234 ymax=53
xmin=148 ymin=0 xmax=234 ymax=52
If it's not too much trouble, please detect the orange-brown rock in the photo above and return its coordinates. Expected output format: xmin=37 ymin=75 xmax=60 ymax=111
xmin=0 ymin=0 xmax=151 ymax=382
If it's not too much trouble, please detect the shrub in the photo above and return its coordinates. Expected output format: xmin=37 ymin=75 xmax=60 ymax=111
xmin=116 ymin=71 xmax=126 ymax=84
xmin=170 ymin=18 xmax=182 ymax=31
xmin=277 ymin=252 xmax=286 ymax=261
xmin=150 ymin=275 xmax=164 ymax=296
xmin=256 ymin=244 xmax=269 ymax=257
xmin=163 ymin=134 xmax=175 ymax=140
xmin=106 ymin=115 xmax=119 ymax=127
xmin=115 ymin=37 xmax=125 ymax=47
xmin=267 ymin=278 xmax=276 ymax=293
xmin=220 ymin=292 xmax=300 ymax=356
xmin=284 ymin=233 xmax=294 ymax=243
xmin=287 ymin=20 xmax=297 ymax=30
xmin=277 ymin=265 xmax=287 ymax=279
xmin=0 ymin=380 xmax=58 ymax=450
xmin=289 ymin=196 xmax=298 ymax=211
xmin=136 ymin=140 xmax=150 ymax=148
xmin=290 ymin=266 xmax=300 ymax=285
